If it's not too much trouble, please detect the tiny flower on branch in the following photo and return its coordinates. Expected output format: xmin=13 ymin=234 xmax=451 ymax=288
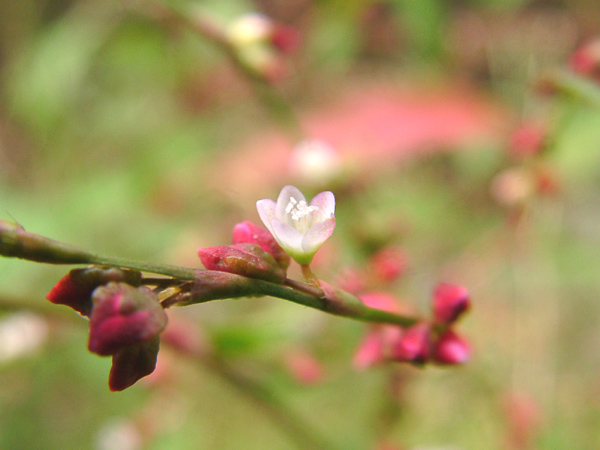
xmin=256 ymin=185 xmax=335 ymax=265
xmin=432 ymin=283 xmax=470 ymax=325
xmin=198 ymin=243 xmax=286 ymax=283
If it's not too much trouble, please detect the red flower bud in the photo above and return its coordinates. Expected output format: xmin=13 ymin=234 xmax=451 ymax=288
xmin=46 ymin=267 xmax=142 ymax=317
xmin=232 ymin=221 xmax=291 ymax=270
xmin=88 ymin=283 xmax=167 ymax=356
xmin=432 ymin=329 xmax=471 ymax=365
xmin=108 ymin=335 xmax=160 ymax=391
xmin=198 ymin=243 xmax=286 ymax=283
xmin=432 ymin=283 xmax=470 ymax=325
xmin=391 ymin=323 xmax=431 ymax=365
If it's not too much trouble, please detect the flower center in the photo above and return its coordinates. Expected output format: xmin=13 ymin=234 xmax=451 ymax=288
xmin=285 ymin=196 xmax=318 ymax=231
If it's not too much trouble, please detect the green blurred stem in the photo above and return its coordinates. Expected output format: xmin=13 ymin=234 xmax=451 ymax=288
xmin=194 ymin=352 xmax=338 ymax=450
xmin=542 ymin=70 xmax=600 ymax=107
xmin=0 ymin=219 xmax=418 ymax=327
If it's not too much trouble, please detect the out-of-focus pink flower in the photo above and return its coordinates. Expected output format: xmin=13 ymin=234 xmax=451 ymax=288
xmin=509 ymin=123 xmax=546 ymax=158
xmin=570 ymin=38 xmax=600 ymax=81
xmin=284 ymin=348 xmax=325 ymax=385
xmin=391 ymin=323 xmax=431 ymax=365
xmin=432 ymin=329 xmax=470 ymax=365
xmin=353 ymin=292 xmax=404 ymax=370
xmin=198 ymin=243 xmax=286 ymax=283
xmin=502 ymin=391 xmax=543 ymax=450
xmin=432 ymin=283 xmax=470 ymax=325
xmin=337 ymin=267 xmax=367 ymax=294
xmin=491 ymin=167 xmax=536 ymax=206
xmin=353 ymin=325 xmax=402 ymax=370
xmin=369 ymin=248 xmax=408 ymax=284
xmin=232 ymin=221 xmax=290 ymax=270
xmin=257 ymin=185 xmax=336 ymax=265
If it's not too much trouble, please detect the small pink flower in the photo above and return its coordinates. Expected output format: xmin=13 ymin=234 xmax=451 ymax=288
xmin=256 ymin=185 xmax=336 ymax=265
xmin=432 ymin=329 xmax=471 ymax=365
xmin=432 ymin=283 xmax=470 ymax=325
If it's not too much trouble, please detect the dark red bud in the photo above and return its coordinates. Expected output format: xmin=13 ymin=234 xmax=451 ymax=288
xmin=232 ymin=221 xmax=290 ymax=270
xmin=108 ymin=335 xmax=160 ymax=391
xmin=88 ymin=282 xmax=167 ymax=356
xmin=432 ymin=329 xmax=471 ymax=365
xmin=391 ymin=323 xmax=431 ymax=365
xmin=433 ymin=283 xmax=470 ymax=325
xmin=46 ymin=267 xmax=142 ymax=317
xmin=198 ymin=243 xmax=286 ymax=283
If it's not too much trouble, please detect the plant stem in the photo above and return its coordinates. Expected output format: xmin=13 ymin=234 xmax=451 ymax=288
xmin=0 ymin=219 xmax=419 ymax=328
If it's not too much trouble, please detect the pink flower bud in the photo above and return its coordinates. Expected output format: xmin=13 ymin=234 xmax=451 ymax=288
xmin=46 ymin=267 xmax=142 ymax=317
xmin=108 ymin=335 xmax=160 ymax=391
xmin=432 ymin=329 xmax=470 ymax=365
xmin=232 ymin=221 xmax=290 ymax=270
xmin=391 ymin=323 xmax=431 ymax=364
xmin=198 ymin=243 xmax=286 ymax=283
xmin=369 ymin=248 xmax=408 ymax=283
xmin=88 ymin=282 xmax=167 ymax=356
xmin=433 ymin=283 xmax=470 ymax=325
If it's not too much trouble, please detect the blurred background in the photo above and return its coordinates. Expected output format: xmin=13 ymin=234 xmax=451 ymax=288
xmin=1 ymin=0 xmax=600 ymax=449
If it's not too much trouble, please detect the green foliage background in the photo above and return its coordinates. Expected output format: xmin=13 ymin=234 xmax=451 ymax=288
xmin=1 ymin=0 xmax=600 ymax=449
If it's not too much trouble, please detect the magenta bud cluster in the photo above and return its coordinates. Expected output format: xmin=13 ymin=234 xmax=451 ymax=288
xmin=46 ymin=269 xmax=166 ymax=391
xmin=354 ymin=283 xmax=471 ymax=369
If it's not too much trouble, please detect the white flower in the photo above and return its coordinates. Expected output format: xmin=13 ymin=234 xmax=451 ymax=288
xmin=256 ymin=185 xmax=336 ymax=265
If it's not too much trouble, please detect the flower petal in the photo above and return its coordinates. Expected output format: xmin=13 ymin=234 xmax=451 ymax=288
xmin=256 ymin=199 xmax=277 ymax=235
xmin=276 ymin=185 xmax=306 ymax=222
xmin=302 ymin=216 xmax=336 ymax=255
xmin=309 ymin=191 xmax=335 ymax=224
xmin=271 ymin=218 xmax=304 ymax=253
